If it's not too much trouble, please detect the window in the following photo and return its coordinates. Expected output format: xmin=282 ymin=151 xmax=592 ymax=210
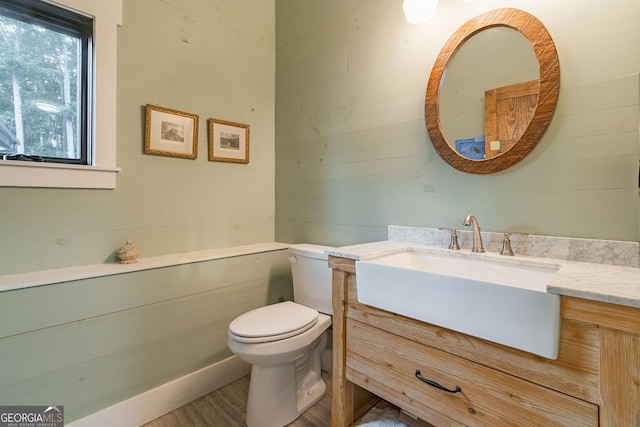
xmin=0 ymin=0 xmax=121 ymax=189
xmin=0 ymin=0 xmax=91 ymax=164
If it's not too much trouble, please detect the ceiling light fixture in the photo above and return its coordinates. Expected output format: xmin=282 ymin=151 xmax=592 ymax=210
xmin=403 ymin=0 xmax=438 ymax=24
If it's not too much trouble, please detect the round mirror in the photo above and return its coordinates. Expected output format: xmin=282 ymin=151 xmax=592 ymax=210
xmin=425 ymin=8 xmax=560 ymax=174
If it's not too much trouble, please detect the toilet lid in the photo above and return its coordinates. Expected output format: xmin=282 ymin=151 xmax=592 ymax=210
xmin=228 ymin=301 xmax=319 ymax=343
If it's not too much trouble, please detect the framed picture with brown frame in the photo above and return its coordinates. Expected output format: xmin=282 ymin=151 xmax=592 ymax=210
xmin=144 ymin=104 xmax=198 ymax=159
xmin=208 ymin=118 xmax=250 ymax=164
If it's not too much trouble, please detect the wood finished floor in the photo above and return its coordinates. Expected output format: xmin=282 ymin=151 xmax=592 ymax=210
xmin=142 ymin=371 xmax=332 ymax=427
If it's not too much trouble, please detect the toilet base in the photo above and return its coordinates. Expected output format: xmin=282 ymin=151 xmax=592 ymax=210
xmin=245 ymin=366 xmax=326 ymax=427
xmin=245 ymin=332 xmax=328 ymax=427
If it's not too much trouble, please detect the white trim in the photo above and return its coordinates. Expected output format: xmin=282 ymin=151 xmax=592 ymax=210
xmin=0 ymin=242 xmax=290 ymax=292
xmin=67 ymin=356 xmax=251 ymax=427
xmin=0 ymin=161 xmax=121 ymax=189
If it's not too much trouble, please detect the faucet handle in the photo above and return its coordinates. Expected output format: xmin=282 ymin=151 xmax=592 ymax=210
xmin=439 ymin=227 xmax=460 ymax=250
xmin=500 ymin=232 xmax=528 ymax=256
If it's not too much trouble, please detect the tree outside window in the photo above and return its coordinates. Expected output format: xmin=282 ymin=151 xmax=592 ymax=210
xmin=0 ymin=0 xmax=91 ymax=163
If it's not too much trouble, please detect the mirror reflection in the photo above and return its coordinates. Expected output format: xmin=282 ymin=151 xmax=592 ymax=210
xmin=440 ymin=27 xmax=539 ymax=160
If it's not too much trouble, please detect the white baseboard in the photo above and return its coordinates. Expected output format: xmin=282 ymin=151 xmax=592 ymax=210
xmin=68 ymin=356 xmax=250 ymax=427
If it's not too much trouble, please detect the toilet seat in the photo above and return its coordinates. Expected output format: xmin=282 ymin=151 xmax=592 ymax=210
xmin=229 ymin=301 xmax=319 ymax=343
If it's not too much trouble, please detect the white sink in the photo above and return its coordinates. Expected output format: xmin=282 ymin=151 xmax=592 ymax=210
xmin=355 ymin=249 xmax=561 ymax=359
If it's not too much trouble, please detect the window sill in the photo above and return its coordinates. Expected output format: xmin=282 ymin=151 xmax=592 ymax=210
xmin=0 ymin=160 xmax=121 ymax=189
xmin=0 ymin=242 xmax=290 ymax=292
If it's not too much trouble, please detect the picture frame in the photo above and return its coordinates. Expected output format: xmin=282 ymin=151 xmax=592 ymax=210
xmin=208 ymin=118 xmax=250 ymax=164
xmin=144 ymin=104 xmax=198 ymax=159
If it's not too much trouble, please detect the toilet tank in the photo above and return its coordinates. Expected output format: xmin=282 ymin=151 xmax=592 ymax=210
xmin=289 ymin=243 xmax=335 ymax=315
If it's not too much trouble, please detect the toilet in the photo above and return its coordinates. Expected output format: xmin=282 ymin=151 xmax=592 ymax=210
xmin=227 ymin=243 xmax=335 ymax=427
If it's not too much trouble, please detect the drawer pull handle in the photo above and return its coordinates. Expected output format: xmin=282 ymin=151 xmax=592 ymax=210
xmin=415 ymin=370 xmax=461 ymax=394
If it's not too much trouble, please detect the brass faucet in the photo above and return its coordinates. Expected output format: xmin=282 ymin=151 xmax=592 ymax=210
xmin=463 ymin=214 xmax=485 ymax=253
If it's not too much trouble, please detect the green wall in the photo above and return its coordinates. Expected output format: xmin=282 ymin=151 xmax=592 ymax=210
xmin=275 ymin=0 xmax=640 ymax=246
xmin=0 ymin=0 xmax=276 ymax=276
xmin=0 ymin=0 xmax=278 ymax=422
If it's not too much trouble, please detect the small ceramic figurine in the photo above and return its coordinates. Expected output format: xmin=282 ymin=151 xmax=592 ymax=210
xmin=117 ymin=240 xmax=139 ymax=264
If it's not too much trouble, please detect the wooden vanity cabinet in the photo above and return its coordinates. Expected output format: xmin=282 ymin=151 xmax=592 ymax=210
xmin=330 ymin=256 xmax=640 ymax=427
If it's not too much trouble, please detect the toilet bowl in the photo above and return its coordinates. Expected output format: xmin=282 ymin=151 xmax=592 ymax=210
xmin=227 ymin=244 xmax=334 ymax=427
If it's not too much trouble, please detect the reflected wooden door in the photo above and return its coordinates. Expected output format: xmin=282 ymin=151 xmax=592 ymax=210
xmin=484 ymin=79 xmax=539 ymax=159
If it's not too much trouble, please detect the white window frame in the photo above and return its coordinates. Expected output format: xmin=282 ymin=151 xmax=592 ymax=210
xmin=0 ymin=0 xmax=122 ymax=189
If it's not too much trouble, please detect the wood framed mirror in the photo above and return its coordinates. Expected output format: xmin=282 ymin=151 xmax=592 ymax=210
xmin=425 ymin=8 xmax=560 ymax=174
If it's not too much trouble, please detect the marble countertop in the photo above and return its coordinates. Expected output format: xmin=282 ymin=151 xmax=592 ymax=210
xmin=328 ymin=240 xmax=640 ymax=309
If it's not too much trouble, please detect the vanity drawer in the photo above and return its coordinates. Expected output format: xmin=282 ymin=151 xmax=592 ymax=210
xmin=346 ymin=319 xmax=598 ymax=427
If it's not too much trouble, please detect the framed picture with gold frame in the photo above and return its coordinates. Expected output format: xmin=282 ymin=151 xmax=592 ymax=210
xmin=144 ymin=104 xmax=198 ymax=159
xmin=208 ymin=118 xmax=250 ymax=164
